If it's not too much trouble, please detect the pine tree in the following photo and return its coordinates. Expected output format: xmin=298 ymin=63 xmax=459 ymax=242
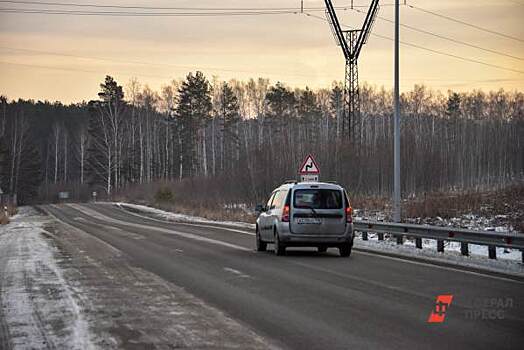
xmin=87 ymin=76 xmax=126 ymax=195
xmin=298 ymin=87 xmax=321 ymax=145
xmin=446 ymin=92 xmax=461 ymax=119
xmin=176 ymin=71 xmax=212 ymax=178
xmin=217 ymin=82 xmax=240 ymax=172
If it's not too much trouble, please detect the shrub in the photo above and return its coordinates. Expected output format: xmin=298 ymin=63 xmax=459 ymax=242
xmin=155 ymin=187 xmax=175 ymax=203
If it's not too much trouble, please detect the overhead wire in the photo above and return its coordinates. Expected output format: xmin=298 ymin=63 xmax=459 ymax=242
xmin=0 ymin=0 xmax=397 ymax=11
xmin=5 ymin=46 xmax=521 ymax=85
xmin=304 ymin=13 xmax=524 ymax=75
xmin=0 ymin=47 xmax=322 ymax=79
xmin=1 ymin=1 xmax=522 ymax=76
xmin=351 ymin=7 xmax=523 ymax=61
xmin=0 ymin=8 xmax=300 ymax=16
xmin=406 ymin=4 xmax=524 ymax=43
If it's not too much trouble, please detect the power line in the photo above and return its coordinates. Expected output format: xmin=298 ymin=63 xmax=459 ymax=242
xmin=3 ymin=56 xmax=523 ymax=88
xmin=2 ymin=4 xmax=522 ymax=76
xmin=0 ymin=60 xmax=168 ymax=77
xmin=0 ymin=8 xmax=300 ymax=16
xmin=304 ymin=13 xmax=524 ymax=75
xmin=0 ymin=47 xmax=321 ymax=79
xmin=351 ymin=7 xmax=523 ymax=61
xmin=0 ymin=0 xmax=397 ymax=11
xmin=407 ymin=4 xmax=524 ymax=44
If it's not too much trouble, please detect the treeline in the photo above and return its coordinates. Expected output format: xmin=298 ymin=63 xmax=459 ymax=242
xmin=0 ymin=73 xmax=523 ymax=205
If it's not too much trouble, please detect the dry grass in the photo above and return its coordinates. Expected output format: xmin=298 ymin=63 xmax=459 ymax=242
xmin=404 ymin=184 xmax=524 ymax=232
xmin=115 ymin=180 xmax=257 ymax=224
xmin=351 ymin=195 xmax=391 ymax=212
xmin=115 ymin=180 xmax=524 ymax=231
xmin=155 ymin=202 xmax=256 ymax=224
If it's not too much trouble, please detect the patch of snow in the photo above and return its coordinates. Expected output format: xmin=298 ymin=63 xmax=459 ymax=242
xmin=354 ymin=238 xmax=524 ymax=277
xmin=0 ymin=207 xmax=95 ymax=349
xmin=363 ymin=234 xmax=522 ymax=262
xmin=113 ymin=202 xmax=522 ymax=275
xmin=115 ymin=202 xmax=256 ymax=230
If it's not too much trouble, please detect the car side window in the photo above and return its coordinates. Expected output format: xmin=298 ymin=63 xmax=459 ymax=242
xmin=266 ymin=192 xmax=276 ymax=210
xmin=271 ymin=190 xmax=288 ymax=210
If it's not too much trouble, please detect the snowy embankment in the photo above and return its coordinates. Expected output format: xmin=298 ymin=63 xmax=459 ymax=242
xmin=116 ymin=202 xmax=523 ymax=276
xmin=115 ymin=202 xmax=256 ymax=230
xmin=353 ymin=209 xmax=523 ymax=263
xmin=0 ymin=207 xmax=94 ymax=350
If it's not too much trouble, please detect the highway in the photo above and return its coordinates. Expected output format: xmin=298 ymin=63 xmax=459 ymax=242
xmin=41 ymin=203 xmax=524 ymax=350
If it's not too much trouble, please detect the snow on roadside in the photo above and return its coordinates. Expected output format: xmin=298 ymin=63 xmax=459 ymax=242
xmin=0 ymin=207 xmax=95 ymax=350
xmin=115 ymin=202 xmax=256 ymax=230
xmin=355 ymin=238 xmax=524 ymax=276
xmin=115 ymin=202 xmax=523 ymax=275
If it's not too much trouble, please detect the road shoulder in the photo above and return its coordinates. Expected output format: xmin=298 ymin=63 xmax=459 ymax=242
xmin=2 ymin=207 xmax=278 ymax=349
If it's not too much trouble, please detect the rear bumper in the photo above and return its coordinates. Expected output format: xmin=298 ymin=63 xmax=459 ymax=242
xmin=277 ymin=223 xmax=354 ymax=246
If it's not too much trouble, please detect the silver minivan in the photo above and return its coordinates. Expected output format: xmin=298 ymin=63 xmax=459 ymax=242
xmin=255 ymin=181 xmax=354 ymax=257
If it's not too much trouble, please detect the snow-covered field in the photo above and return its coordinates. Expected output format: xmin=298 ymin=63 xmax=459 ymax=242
xmin=116 ymin=202 xmax=524 ymax=276
xmin=0 ymin=207 xmax=94 ymax=349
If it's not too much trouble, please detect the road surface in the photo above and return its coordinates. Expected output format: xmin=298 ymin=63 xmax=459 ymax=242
xmin=40 ymin=203 xmax=524 ymax=350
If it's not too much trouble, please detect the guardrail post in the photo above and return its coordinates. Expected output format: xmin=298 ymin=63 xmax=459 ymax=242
xmin=488 ymin=246 xmax=496 ymax=259
xmin=362 ymin=232 xmax=368 ymax=241
xmin=378 ymin=233 xmax=384 ymax=241
xmin=460 ymin=242 xmax=469 ymax=256
xmin=415 ymin=238 xmax=422 ymax=249
xmin=396 ymin=235 xmax=403 ymax=245
xmin=437 ymin=240 xmax=444 ymax=253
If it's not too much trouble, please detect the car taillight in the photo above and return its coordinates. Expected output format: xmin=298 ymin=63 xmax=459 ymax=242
xmin=346 ymin=206 xmax=353 ymax=223
xmin=282 ymin=205 xmax=290 ymax=222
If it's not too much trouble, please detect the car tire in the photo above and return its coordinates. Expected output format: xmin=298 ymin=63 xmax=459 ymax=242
xmin=256 ymin=227 xmax=267 ymax=252
xmin=339 ymin=242 xmax=352 ymax=257
xmin=274 ymin=230 xmax=286 ymax=256
xmin=317 ymin=246 xmax=327 ymax=253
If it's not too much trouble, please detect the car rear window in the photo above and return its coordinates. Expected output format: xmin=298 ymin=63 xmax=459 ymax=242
xmin=293 ymin=189 xmax=342 ymax=209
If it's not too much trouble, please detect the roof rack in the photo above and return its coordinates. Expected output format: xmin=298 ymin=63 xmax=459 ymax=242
xmin=325 ymin=181 xmax=341 ymax=185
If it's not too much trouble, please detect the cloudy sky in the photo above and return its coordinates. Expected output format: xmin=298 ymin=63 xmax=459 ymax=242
xmin=0 ymin=0 xmax=523 ymax=103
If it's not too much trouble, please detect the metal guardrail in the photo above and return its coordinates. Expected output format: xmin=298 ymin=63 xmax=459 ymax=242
xmin=353 ymin=220 xmax=524 ymax=262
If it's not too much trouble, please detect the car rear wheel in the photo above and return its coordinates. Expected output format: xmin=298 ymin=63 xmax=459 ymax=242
xmin=339 ymin=242 xmax=352 ymax=257
xmin=274 ymin=230 xmax=286 ymax=256
xmin=256 ymin=227 xmax=267 ymax=252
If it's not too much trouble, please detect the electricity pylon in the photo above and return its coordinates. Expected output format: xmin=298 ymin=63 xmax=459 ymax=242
xmin=324 ymin=0 xmax=380 ymax=142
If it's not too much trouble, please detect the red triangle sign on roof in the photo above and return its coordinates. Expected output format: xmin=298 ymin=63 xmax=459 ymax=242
xmin=298 ymin=154 xmax=320 ymax=174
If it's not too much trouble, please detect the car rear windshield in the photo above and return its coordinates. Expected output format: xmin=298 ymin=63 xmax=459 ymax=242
xmin=293 ymin=189 xmax=343 ymax=209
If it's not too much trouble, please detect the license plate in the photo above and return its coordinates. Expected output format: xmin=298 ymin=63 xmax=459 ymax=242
xmin=296 ymin=218 xmax=322 ymax=225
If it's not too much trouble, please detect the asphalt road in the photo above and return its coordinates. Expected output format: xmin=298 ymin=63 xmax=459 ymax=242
xmin=41 ymin=203 xmax=524 ymax=350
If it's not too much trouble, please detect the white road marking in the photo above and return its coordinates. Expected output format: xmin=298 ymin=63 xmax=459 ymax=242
xmin=223 ymin=267 xmax=251 ymax=278
xmin=62 ymin=204 xmax=523 ymax=283
xmin=67 ymin=204 xmax=250 ymax=252
xmin=355 ymin=250 xmax=524 ymax=284
xmin=44 ymin=205 xmax=123 ymax=256
xmin=114 ymin=204 xmax=255 ymax=236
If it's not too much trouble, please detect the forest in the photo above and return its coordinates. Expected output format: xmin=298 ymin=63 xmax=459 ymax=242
xmin=0 ymin=72 xmax=523 ymax=212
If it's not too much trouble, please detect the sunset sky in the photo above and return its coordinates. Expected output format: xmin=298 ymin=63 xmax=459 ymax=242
xmin=0 ymin=0 xmax=523 ymax=103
